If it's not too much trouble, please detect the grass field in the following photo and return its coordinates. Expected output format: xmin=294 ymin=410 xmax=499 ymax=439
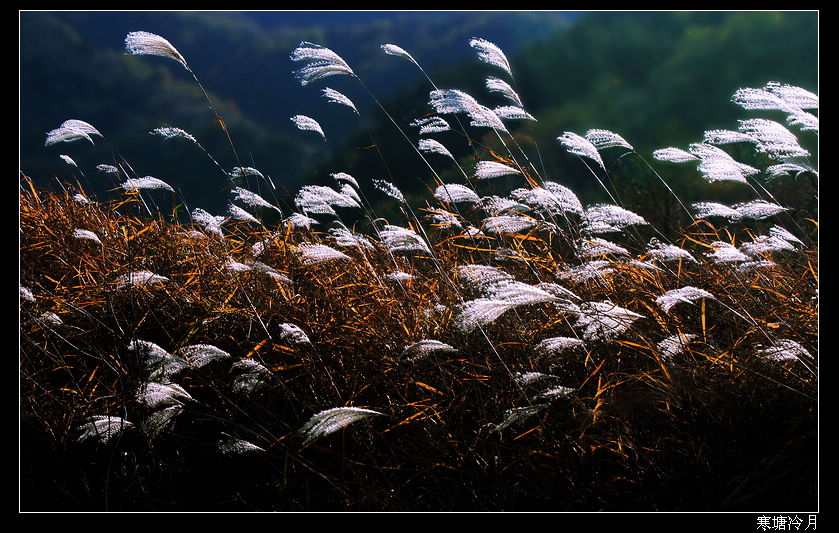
xmin=19 ymin=30 xmax=818 ymax=512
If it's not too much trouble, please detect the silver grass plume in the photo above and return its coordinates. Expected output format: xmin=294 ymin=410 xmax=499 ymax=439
xmin=732 ymin=199 xmax=789 ymax=220
xmin=71 ymin=229 xmax=102 ymax=245
xmin=493 ymin=105 xmax=536 ymax=121
xmin=557 ymin=260 xmax=615 ymax=283
xmin=296 ymin=242 xmax=352 ymax=266
xmin=290 ymin=115 xmax=326 ymax=140
xmin=249 ymin=261 xmax=293 ymax=284
xmin=704 ymin=119 xmax=810 ymax=159
xmin=512 ymin=182 xmax=584 ymax=216
xmin=542 ymin=181 xmax=583 ymax=215
xmin=59 ymin=154 xmax=77 ymax=167
xmin=329 ymin=225 xmax=375 ymax=251
xmin=339 ymin=182 xmax=362 ymax=204
xmin=177 ymin=344 xmax=231 ymax=368
xmin=766 ymin=162 xmax=817 ymax=180
xmin=455 ymin=280 xmax=560 ymax=333
xmin=294 ymin=192 xmax=336 ymax=217
xmin=645 ymin=238 xmax=698 ymax=263
xmin=410 ymin=116 xmax=451 ymax=135
xmin=191 ymin=208 xmax=227 ymax=237
xmin=454 ymin=264 xmax=515 ymax=292
xmin=740 ymin=234 xmax=798 ymax=256
xmin=735 ymin=259 xmax=777 ymax=273
xmin=732 ymin=85 xmax=788 ymax=111
xmin=533 ymin=337 xmax=585 ymax=358
xmin=707 ymin=241 xmax=750 ymax=264
xmin=230 ymin=358 xmax=271 ymax=396
xmin=585 ymin=129 xmax=634 ymax=151
xmin=331 ymin=172 xmax=359 ymax=189
xmin=581 ymin=204 xmax=648 ymax=235
xmin=137 ymin=381 xmax=192 ymax=410
xmin=230 ymin=187 xmax=281 ymax=214
xmin=284 ymin=212 xmax=319 ymax=230
xmin=688 ymin=143 xmax=759 ymax=184
xmin=481 ymin=214 xmax=538 ymax=235
xmin=655 ymin=286 xmax=716 ymax=314
xmin=278 ymin=323 xmax=312 ymax=345
xmin=227 ymin=204 xmax=259 ymax=224
xmin=128 ymin=340 xmax=189 ymax=382
xmin=653 ymin=147 xmax=699 ymax=163
xmin=658 ymin=333 xmax=698 ymax=359
xmin=558 ymin=132 xmax=605 ymax=170
xmin=736 ymin=118 xmax=810 ymax=159
xmin=757 ymin=339 xmax=813 ymax=362
xmin=732 ymin=82 xmax=818 ymax=133
xmin=372 ymin=179 xmax=406 ymax=204
xmin=399 ymin=340 xmax=459 ymax=362
xmin=434 ymin=183 xmax=481 ymax=205
xmin=45 ymin=119 xmax=103 ymax=146
xmin=291 ymin=41 xmax=356 ymax=86
xmin=429 ymin=89 xmax=508 ymax=133
xmin=125 ymin=31 xmax=188 ymax=70
xmin=630 ymin=260 xmax=665 ymax=272
xmin=769 ymin=225 xmax=804 ymax=247
xmin=97 ymin=164 xmax=119 ymax=175
xmin=573 ymin=300 xmax=645 ymax=341
xmin=455 ymin=299 xmax=522 ymax=334
xmin=223 ymin=259 xmax=254 ymax=274
xmin=785 ymin=108 xmax=819 ymax=134
xmin=28 ymin=312 xmax=63 ymax=327
xmin=577 ymin=237 xmax=629 ymax=258
xmin=427 ymin=208 xmax=462 ymax=228
xmin=493 ymin=404 xmax=548 ymax=433
xmin=378 ymin=224 xmax=431 ymax=254
xmin=486 ymin=76 xmax=522 ymax=106
xmin=128 ymin=339 xmax=171 ymax=367
xmin=77 ymin=415 xmax=133 ymax=444
xmin=419 ymin=138 xmax=455 ymax=160
xmin=480 ymin=195 xmax=530 ymax=216
xmin=386 ymin=271 xmax=414 ymax=283
xmin=230 ymin=166 xmax=267 ymax=184
xmin=514 ymin=371 xmax=561 ymax=386
xmin=474 ymin=160 xmax=521 ymax=180
xmin=219 ymin=436 xmax=265 ymax=456
xmin=762 ymin=82 xmax=818 ymax=110
xmin=298 ymin=407 xmax=384 ymax=447
xmin=702 ymin=129 xmax=755 ymax=145
xmin=537 ymin=386 xmax=577 ymax=400
xmin=535 ymin=282 xmax=581 ymax=302
xmin=115 ymin=270 xmax=169 ymax=289
xmin=692 ymin=199 xmax=788 ymax=222
xmin=20 ymin=285 xmax=36 ymax=303
xmin=151 ymin=126 xmax=197 ymax=144
xmin=295 ymin=185 xmax=361 ymax=215
xmin=321 ymin=87 xmax=359 ymax=115
xmin=381 ymin=43 xmax=420 ymax=67
xmin=142 ymin=405 xmax=183 ymax=441
xmin=691 ymin=202 xmax=740 ymax=220
xmin=121 ymin=176 xmax=175 ymax=193
xmin=469 ymin=37 xmax=513 ymax=78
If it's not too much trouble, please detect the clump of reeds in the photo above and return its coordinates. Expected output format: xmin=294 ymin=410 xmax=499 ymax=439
xmin=20 ymin=31 xmax=817 ymax=512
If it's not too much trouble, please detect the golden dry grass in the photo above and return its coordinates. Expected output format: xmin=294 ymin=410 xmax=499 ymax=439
xmin=20 ymin=174 xmax=817 ymax=511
